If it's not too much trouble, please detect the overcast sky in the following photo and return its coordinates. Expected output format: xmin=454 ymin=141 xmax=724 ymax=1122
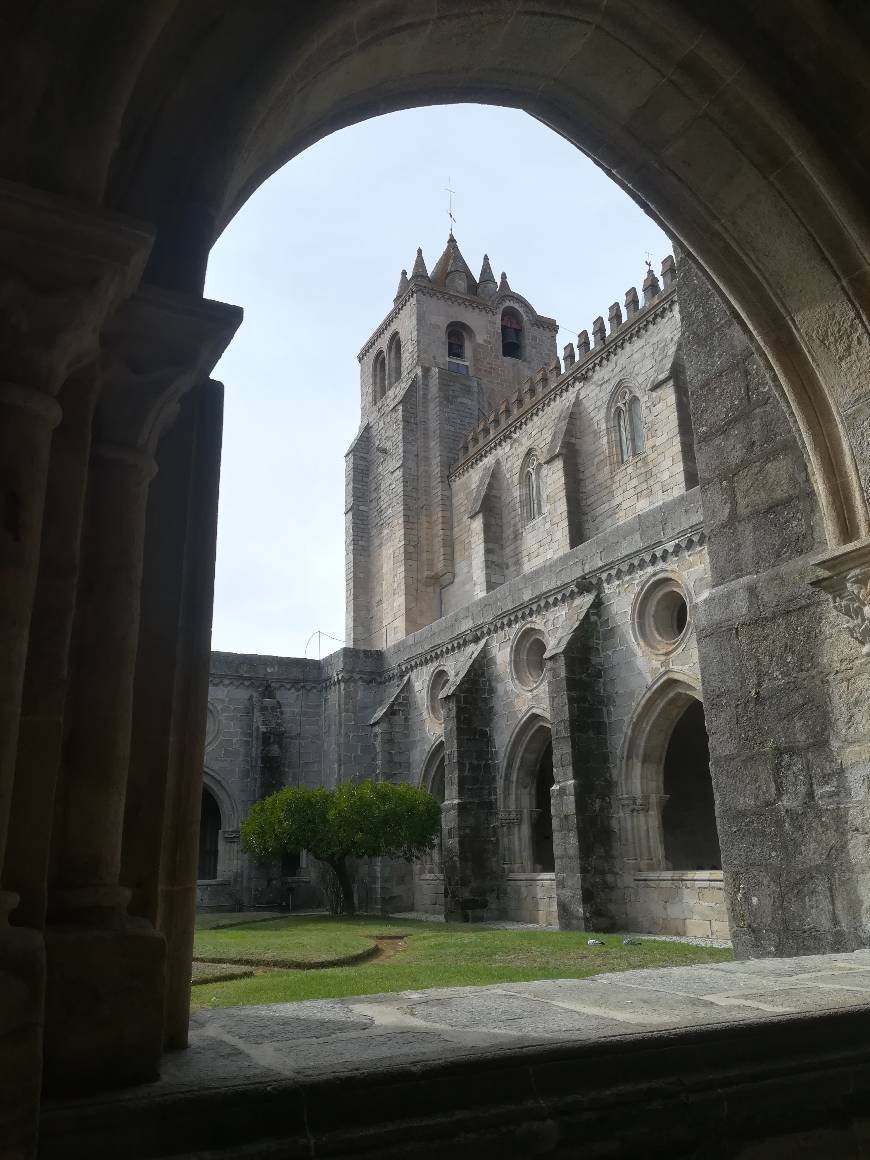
xmin=205 ymin=104 xmax=670 ymax=658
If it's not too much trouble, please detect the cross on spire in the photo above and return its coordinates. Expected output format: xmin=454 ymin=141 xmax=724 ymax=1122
xmin=446 ymin=177 xmax=456 ymax=235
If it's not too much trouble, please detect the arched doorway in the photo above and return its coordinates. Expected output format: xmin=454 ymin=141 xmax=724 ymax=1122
xmin=197 ymin=787 xmax=221 ymax=881
xmin=620 ymin=675 xmax=727 ymax=939
xmin=503 ymin=714 xmax=557 ymax=925
xmin=414 ymin=742 xmax=446 ymax=917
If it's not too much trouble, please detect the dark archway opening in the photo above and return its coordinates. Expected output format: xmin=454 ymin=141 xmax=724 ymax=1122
xmin=661 ymin=701 xmax=721 ymax=871
xmin=198 ymin=787 xmax=221 ymax=881
xmin=532 ymin=740 xmax=555 ymax=872
xmin=430 ymin=755 xmax=446 ymax=873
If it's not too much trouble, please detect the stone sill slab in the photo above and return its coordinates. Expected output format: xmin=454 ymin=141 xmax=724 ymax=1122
xmin=39 ymin=949 xmax=870 ymax=1158
xmin=506 ymin=872 xmax=557 ymax=882
xmin=635 ymin=870 xmax=724 ymax=884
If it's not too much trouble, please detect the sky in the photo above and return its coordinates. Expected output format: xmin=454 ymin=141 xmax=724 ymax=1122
xmin=205 ymin=104 xmax=670 ymax=658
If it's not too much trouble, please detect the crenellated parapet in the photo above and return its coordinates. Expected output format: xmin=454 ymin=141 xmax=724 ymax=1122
xmin=451 ymin=254 xmax=677 ymax=478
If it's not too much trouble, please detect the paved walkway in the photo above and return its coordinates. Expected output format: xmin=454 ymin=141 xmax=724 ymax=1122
xmin=160 ymin=948 xmax=870 ymax=1089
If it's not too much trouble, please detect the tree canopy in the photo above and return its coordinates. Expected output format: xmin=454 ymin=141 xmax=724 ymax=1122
xmin=241 ymin=779 xmax=442 ymax=915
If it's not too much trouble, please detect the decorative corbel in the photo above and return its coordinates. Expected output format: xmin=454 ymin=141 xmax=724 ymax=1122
xmin=811 ymin=538 xmax=870 ymax=655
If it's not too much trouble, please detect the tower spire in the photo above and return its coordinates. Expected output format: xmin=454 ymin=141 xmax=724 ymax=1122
xmin=410 ymin=246 xmax=430 ymax=282
xmin=393 ymin=267 xmax=409 ymax=304
xmin=478 ymin=253 xmax=497 ymax=301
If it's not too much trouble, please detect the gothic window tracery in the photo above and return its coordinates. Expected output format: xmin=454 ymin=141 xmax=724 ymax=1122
xmin=613 ymin=387 xmax=645 ymax=463
xmin=522 ymin=451 xmax=543 ymax=523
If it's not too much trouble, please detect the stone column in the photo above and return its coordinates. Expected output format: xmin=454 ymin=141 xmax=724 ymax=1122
xmin=442 ymin=640 xmax=500 ymax=922
xmin=5 ymin=367 xmax=102 ymax=931
xmin=544 ymin=594 xmax=615 ymax=930
xmin=0 ymin=181 xmax=152 ymax=1157
xmin=44 ymin=288 xmax=240 ymax=1091
xmin=152 ymin=382 xmax=226 ymax=1050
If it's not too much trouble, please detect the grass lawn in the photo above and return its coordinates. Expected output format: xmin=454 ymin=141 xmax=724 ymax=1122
xmin=191 ymin=915 xmax=731 ymax=1009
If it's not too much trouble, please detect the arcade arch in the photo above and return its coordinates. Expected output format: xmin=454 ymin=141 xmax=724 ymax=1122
xmin=619 ymin=673 xmax=719 ymax=873
xmin=503 ymin=712 xmax=555 ymax=874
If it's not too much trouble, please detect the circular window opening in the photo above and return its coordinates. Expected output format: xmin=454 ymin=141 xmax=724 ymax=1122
xmin=633 ymin=576 xmax=691 ymax=656
xmin=512 ymin=626 xmax=548 ymax=690
xmin=428 ymin=668 xmax=450 ymax=724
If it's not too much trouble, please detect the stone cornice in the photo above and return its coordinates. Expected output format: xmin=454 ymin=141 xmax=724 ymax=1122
xmin=382 ymin=523 xmax=705 ymax=682
xmin=449 ymin=288 xmax=677 ymax=481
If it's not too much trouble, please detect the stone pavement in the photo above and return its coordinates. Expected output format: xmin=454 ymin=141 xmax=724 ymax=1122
xmin=40 ymin=950 xmax=870 ymax=1158
xmin=174 ymin=948 xmax=870 ymax=1086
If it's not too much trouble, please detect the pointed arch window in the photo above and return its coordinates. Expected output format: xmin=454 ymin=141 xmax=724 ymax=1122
xmin=522 ymin=452 xmax=543 ymax=523
xmin=387 ymin=332 xmax=402 ymax=385
xmin=373 ymin=351 xmax=386 ymax=402
xmin=613 ymin=388 xmax=645 ymax=463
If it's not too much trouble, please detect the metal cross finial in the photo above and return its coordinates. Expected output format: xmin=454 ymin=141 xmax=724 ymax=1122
xmin=645 ymin=250 xmax=653 ymax=271
xmin=446 ymin=178 xmax=456 ymax=234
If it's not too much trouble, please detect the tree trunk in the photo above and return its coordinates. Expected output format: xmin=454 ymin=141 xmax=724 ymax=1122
xmin=331 ymin=856 xmax=355 ymax=917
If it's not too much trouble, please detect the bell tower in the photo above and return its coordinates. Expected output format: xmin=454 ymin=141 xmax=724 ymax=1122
xmin=345 ymin=235 xmax=558 ymax=648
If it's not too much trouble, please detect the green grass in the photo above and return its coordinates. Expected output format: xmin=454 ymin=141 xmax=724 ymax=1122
xmin=191 ymin=915 xmax=731 ymax=1009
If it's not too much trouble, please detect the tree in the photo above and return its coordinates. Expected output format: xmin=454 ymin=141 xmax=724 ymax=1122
xmin=241 ymin=779 xmax=442 ymax=916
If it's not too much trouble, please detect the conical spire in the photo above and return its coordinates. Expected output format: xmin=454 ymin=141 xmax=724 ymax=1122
xmin=498 ymin=270 xmax=511 ymax=294
xmin=430 ymin=234 xmax=477 ymax=296
xmin=410 ymin=247 xmax=429 ymax=281
xmin=393 ymin=267 xmax=409 ymax=304
xmin=477 ymin=253 xmax=497 ymax=301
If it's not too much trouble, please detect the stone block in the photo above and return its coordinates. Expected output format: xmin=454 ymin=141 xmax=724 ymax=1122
xmin=43 ymin=923 xmax=166 ymax=1093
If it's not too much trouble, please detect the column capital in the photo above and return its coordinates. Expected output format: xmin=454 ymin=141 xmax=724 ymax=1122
xmin=811 ymin=537 xmax=870 ymax=656
xmin=96 ymin=285 xmax=242 ymax=454
xmin=0 ymin=179 xmax=154 ymax=394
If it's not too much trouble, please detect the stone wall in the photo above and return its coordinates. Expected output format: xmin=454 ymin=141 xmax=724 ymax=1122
xmin=678 ymin=253 xmax=870 ymax=957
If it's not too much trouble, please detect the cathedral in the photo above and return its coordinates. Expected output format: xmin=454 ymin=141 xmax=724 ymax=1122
xmin=203 ymin=234 xmax=727 ymax=940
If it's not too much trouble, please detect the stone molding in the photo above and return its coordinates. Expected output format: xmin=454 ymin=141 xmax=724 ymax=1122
xmin=384 ymin=527 xmax=704 ymax=681
xmin=811 ymin=537 xmax=870 ymax=656
xmin=97 ymin=285 xmax=242 ymax=453
xmin=450 ymin=289 xmax=677 ymax=480
xmin=0 ymin=179 xmax=154 ymax=393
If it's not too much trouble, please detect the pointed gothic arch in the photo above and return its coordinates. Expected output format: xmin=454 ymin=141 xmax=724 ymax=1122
xmin=618 ymin=672 xmax=718 ymax=870
xmin=387 ymin=332 xmax=402 ymax=386
xmin=502 ymin=710 xmax=554 ymax=873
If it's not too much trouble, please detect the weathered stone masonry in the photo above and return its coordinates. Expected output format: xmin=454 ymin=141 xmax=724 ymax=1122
xmin=207 ymin=239 xmax=730 ymax=938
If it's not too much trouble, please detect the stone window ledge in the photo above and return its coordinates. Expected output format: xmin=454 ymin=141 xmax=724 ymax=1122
xmin=635 ymin=870 xmax=723 ymax=885
xmin=196 ymin=877 xmax=231 ymax=886
xmin=507 ymin=872 xmax=556 ymax=882
xmin=416 ymin=873 xmax=444 ymax=881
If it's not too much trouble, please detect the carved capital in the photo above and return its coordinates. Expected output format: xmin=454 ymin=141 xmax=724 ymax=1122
xmin=96 ymin=285 xmax=241 ymax=453
xmin=0 ymin=179 xmax=154 ymax=394
xmin=811 ymin=538 xmax=870 ymax=656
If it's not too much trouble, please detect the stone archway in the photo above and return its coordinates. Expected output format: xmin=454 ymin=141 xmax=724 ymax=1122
xmin=619 ymin=672 xmax=704 ymax=870
xmin=414 ymin=741 xmax=446 ymax=917
xmin=196 ymin=769 xmax=240 ymax=911
xmin=88 ymin=4 xmax=868 ymax=548
xmin=620 ymin=674 xmax=727 ymax=939
xmin=502 ymin=711 xmax=557 ymax=924
xmin=7 ymin=5 xmax=870 ymax=1132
